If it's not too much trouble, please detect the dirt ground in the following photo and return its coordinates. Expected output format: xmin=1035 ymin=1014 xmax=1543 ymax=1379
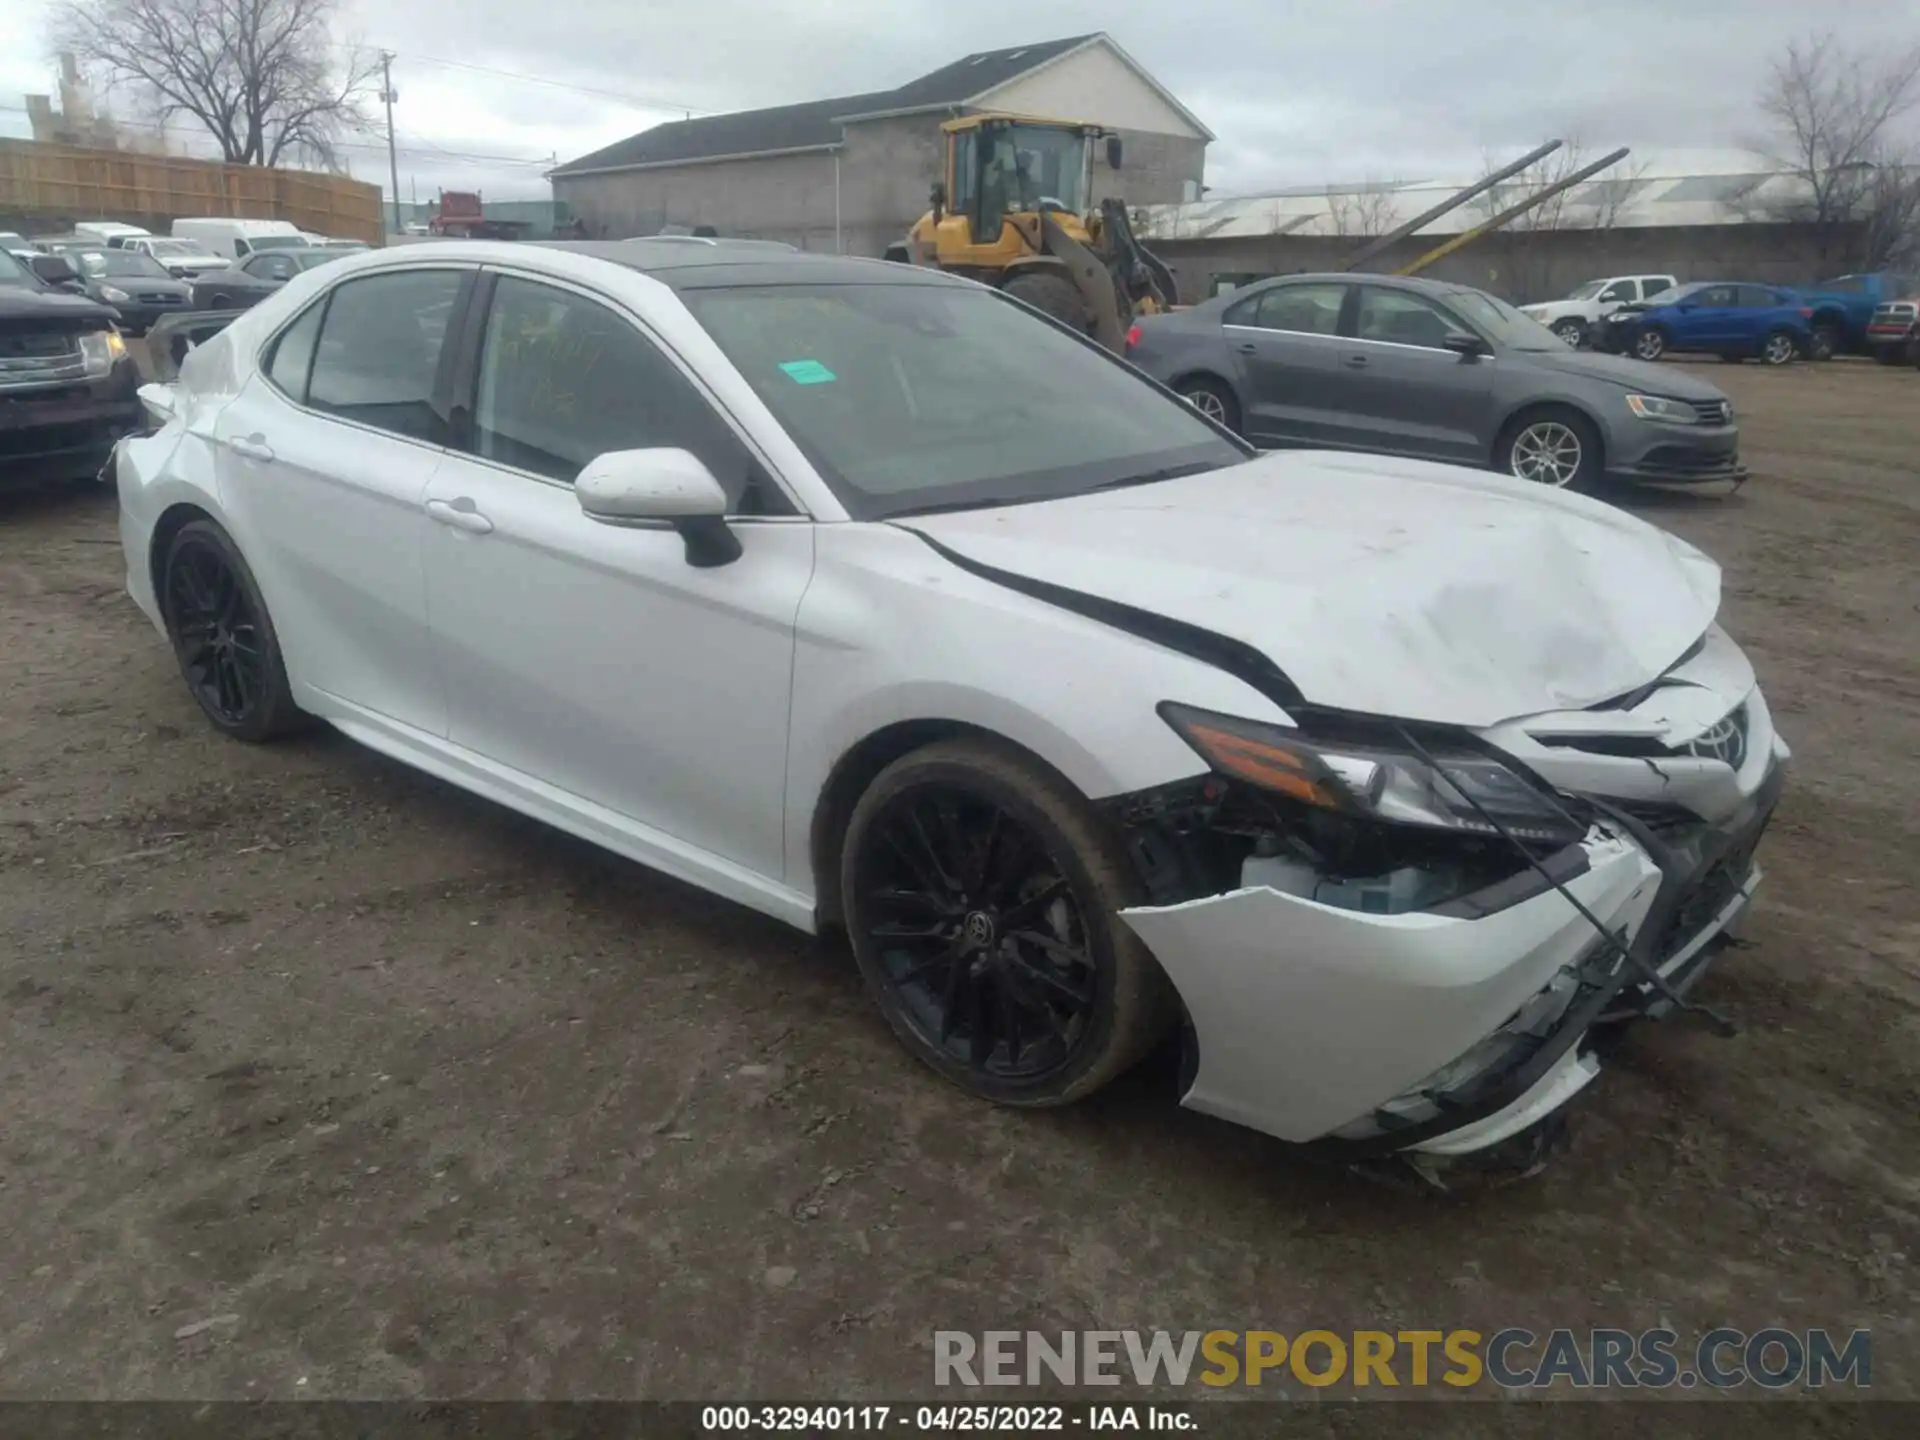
xmin=1 ymin=359 xmax=1917 ymax=1411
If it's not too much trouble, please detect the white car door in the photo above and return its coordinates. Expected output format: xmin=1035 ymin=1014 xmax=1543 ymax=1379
xmin=419 ymin=271 xmax=814 ymax=881
xmin=213 ymin=265 xmax=473 ymax=735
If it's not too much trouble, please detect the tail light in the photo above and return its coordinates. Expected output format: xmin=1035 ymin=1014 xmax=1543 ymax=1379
xmin=1800 ymin=307 xmax=1813 ymax=318
xmin=1125 ymin=324 xmax=1142 ymax=350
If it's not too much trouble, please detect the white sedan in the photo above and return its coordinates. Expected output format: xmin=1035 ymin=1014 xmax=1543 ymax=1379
xmin=114 ymin=240 xmax=1786 ymax=1170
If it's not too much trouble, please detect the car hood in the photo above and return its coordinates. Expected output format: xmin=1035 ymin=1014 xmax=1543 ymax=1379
xmin=903 ymin=453 xmax=1721 ymax=729
xmin=0 ymin=286 xmax=115 ymax=322
xmin=1519 ymin=346 xmax=1727 ymax=397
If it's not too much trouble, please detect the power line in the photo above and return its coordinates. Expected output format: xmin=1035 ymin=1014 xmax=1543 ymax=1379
xmin=372 ymin=47 xmax=706 ymax=117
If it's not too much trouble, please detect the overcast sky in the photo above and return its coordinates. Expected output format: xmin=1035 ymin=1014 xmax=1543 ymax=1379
xmin=3 ymin=0 xmax=1918 ymax=203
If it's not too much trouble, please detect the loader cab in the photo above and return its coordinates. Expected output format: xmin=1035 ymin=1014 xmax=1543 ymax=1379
xmin=937 ymin=115 xmax=1102 ymax=260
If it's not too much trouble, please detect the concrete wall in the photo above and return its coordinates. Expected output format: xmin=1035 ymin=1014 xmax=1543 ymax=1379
xmin=554 ymin=113 xmax=1207 ymax=257
xmin=1148 ymin=222 xmax=1854 ymax=306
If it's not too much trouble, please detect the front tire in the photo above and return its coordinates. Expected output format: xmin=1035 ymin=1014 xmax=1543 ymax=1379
xmin=1633 ymin=327 xmax=1668 ymax=362
xmin=1001 ymin=269 xmax=1093 ymax=332
xmin=1808 ymin=323 xmax=1841 ymax=361
xmin=1175 ymin=375 xmax=1241 ymax=433
xmin=160 ymin=520 xmax=304 ymax=742
xmin=840 ymin=738 xmax=1173 ymax=1108
xmin=1497 ymin=408 xmax=1603 ymax=492
xmin=1552 ymin=318 xmax=1587 ymax=348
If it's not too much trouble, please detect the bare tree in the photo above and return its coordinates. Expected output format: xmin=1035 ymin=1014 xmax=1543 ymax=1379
xmin=52 ymin=0 xmax=376 ymax=167
xmin=1749 ymin=32 xmax=1920 ymax=269
xmin=1462 ymin=142 xmax=1642 ymax=300
xmin=1324 ymin=182 xmax=1398 ymax=239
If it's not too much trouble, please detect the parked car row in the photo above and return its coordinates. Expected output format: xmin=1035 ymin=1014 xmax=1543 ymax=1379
xmin=108 ymin=238 xmax=1784 ymax=1177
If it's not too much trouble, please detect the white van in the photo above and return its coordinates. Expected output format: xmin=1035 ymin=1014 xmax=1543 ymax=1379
xmin=73 ymin=220 xmax=152 ymax=247
xmin=169 ymin=217 xmax=311 ymax=259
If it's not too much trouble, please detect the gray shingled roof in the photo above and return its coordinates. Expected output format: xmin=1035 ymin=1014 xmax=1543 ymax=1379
xmin=553 ymin=35 xmax=1098 ymax=177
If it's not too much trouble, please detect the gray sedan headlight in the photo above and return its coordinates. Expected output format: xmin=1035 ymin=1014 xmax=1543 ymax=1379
xmin=1159 ymin=703 xmax=1584 ymax=845
xmin=1625 ymin=393 xmax=1698 ymax=424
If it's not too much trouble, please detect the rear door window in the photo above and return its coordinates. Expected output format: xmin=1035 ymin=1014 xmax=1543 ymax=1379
xmin=1227 ymin=283 xmax=1346 ymax=336
xmin=306 ymin=269 xmax=466 ymax=443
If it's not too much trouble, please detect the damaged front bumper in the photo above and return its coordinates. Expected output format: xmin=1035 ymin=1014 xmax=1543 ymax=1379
xmin=1119 ymin=761 xmax=1783 ymax=1158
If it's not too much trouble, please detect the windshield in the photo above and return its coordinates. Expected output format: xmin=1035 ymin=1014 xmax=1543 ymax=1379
xmin=151 ymin=238 xmax=214 ymax=257
xmin=684 ymin=282 xmax=1245 ymax=519
xmin=75 ymin=249 xmax=172 ymax=279
xmin=1444 ymin=288 xmax=1565 ymax=352
xmin=250 ymin=234 xmax=311 ymax=250
xmin=1565 ymin=280 xmax=1606 ymax=300
xmin=983 ymin=124 xmax=1091 ymax=212
xmin=1817 ymin=274 xmax=1866 ymax=293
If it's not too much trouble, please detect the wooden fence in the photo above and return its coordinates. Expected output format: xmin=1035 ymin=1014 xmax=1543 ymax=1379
xmin=0 ymin=139 xmax=384 ymax=243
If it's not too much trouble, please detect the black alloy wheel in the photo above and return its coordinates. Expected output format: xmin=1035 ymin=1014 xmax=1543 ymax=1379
xmin=161 ymin=521 xmax=303 ymax=741
xmin=841 ymin=740 xmax=1171 ymax=1106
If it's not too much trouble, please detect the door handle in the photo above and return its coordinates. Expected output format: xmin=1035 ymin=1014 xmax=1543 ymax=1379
xmin=1343 ymin=354 xmax=1369 ymax=369
xmin=228 ymin=434 xmax=275 ymax=462
xmin=1236 ymin=342 xmax=1258 ymax=355
xmin=425 ymin=497 xmax=494 ymax=535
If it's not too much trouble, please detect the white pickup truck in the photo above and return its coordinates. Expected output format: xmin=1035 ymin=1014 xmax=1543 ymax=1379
xmin=1520 ymin=274 xmax=1678 ymax=348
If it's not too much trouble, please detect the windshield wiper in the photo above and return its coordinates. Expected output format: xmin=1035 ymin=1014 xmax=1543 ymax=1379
xmin=1089 ymin=460 xmax=1224 ymax=492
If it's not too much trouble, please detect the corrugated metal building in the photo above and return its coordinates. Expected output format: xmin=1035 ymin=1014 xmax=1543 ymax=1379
xmin=1136 ymin=171 xmax=1864 ymax=303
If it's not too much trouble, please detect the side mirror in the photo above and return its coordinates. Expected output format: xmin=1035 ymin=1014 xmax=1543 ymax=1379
xmin=574 ymin=448 xmax=742 ymax=568
xmin=1105 ymin=134 xmax=1124 ymax=170
xmin=1442 ymin=331 xmax=1489 ymax=358
xmin=29 ymin=253 xmax=79 ymax=286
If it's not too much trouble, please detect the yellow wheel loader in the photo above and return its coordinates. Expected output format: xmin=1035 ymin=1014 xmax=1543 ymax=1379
xmin=886 ymin=114 xmax=1178 ymax=351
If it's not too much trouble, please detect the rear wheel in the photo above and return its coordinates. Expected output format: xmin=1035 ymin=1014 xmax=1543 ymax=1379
xmin=160 ymin=521 xmax=305 ymax=742
xmin=1552 ymin=318 xmax=1587 ymax=348
xmin=1497 ymin=408 xmax=1602 ymax=492
xmin=1633 ymin=327 xmax=1667 ymax=362
xmin=1175 ymin=375 xmax=1241 ymax=433
xmin=840 ymin=739 xmax=1173 ymax=1108
xmin=1001 ymin=269 xmax=1093 ymax=332
xmin=1760 ymin=329 xmax=1799 ymax=366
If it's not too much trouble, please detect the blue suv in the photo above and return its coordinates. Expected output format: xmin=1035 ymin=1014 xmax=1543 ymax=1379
xmin=1598 ymin=282 xmax=1812 ymax=365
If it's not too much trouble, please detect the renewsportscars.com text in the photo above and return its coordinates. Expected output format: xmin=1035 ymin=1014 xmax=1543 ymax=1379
xmin=934 ymin=1328 xmax=1871 ymax=1391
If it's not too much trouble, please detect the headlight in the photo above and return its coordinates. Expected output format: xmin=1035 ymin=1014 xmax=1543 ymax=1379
xmin=77 ymin=328 xmax=127 ymax=377
xmin=1625 ymin=393 xmax=1697 ymax=424
xmin=99 ymin=284 xmax=132 ymax=303
xmin=1159 ymin=703 xmax=1583 ymax=844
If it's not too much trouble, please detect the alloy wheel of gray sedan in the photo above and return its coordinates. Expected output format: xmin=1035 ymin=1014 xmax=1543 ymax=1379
xmin=1509 ymin=421 xmax=1585 ymax=487
xmin=1186 ymin=389 xmax=1228 ymax=423
xmin=1634 ymin=330 xmax=1666 ymax=362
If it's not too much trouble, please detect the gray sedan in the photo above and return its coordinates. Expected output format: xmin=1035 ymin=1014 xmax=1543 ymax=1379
xmin=1127 ymin=273 xmax=1744 ymax=491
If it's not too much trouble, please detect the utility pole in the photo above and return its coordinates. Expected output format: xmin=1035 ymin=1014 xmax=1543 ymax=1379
xmin=380 ymin=52 xmax=400 ymax=237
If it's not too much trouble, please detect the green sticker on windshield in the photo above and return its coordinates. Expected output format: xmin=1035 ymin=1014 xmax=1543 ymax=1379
xmin=778 ymin=359 xmax=837 ymax=385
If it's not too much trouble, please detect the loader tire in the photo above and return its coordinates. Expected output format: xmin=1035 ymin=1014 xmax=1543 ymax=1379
xmin=1003 ymin=270 xmax=1094 ymax=334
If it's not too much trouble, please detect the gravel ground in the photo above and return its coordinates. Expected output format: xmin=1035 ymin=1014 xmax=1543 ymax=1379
xmin=0 ymin=359 xmax=1916 ymax=1413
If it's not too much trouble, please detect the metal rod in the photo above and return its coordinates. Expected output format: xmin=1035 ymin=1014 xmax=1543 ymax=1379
xmin=1395 ymin=147 xmax=1631 ymax=277
xmin=1341 ymin=139 xmax=1563 ymax=271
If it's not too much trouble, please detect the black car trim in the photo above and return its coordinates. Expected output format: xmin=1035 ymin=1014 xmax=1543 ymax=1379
xmin=904 ymin=529 xmax=1307 ymax=710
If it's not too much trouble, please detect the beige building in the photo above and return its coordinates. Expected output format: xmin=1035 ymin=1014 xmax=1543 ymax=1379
xmin=549 ymin=33 xmax=1211 ymax=257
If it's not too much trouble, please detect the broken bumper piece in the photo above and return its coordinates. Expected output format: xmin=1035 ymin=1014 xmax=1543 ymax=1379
xmin=1119 ymin=777 xmax=1775 ymax=1158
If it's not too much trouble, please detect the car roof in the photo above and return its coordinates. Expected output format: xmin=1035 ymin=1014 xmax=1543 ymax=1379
xmin=530 ymin=238 xmax=969 ymax=291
